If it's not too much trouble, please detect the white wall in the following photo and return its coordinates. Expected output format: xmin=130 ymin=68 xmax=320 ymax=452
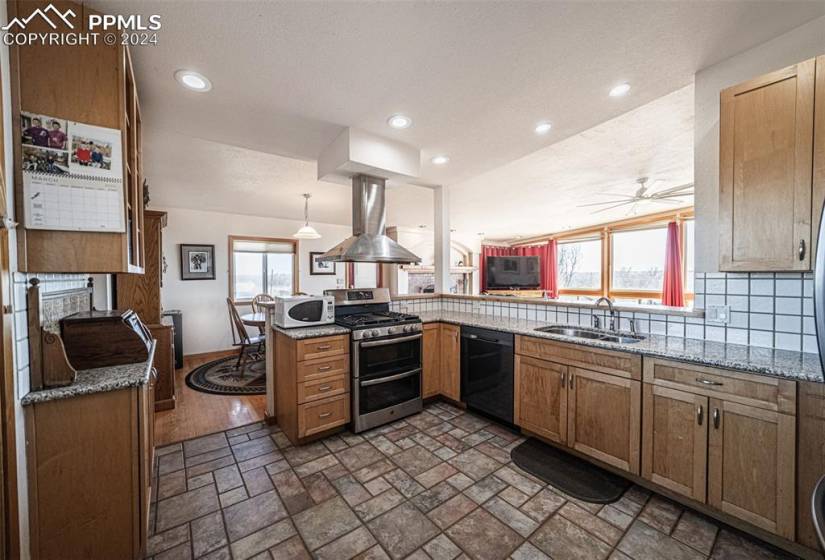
xmin=159 ymin=206 xmax=351 ymax=355
xmin=694 ymin=16 xmax=825 ymax=272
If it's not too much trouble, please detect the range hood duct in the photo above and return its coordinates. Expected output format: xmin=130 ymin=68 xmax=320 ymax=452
xmin=318 ymin=175 xmax=421 ymax=264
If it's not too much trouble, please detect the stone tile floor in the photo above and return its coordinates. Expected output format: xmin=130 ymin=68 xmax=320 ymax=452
xmin=146 ymin=402 xmax=798 ymax=560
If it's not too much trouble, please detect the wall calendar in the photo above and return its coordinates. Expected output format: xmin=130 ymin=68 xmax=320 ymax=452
xmin=21 ymin=111 xmax=125 ymax=233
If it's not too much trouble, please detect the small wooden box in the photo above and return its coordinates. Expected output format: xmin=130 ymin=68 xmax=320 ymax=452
xmin=60 ymin=310 xmax=152 ymax=370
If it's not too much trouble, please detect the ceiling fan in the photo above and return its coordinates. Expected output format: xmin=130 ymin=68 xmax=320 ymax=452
xmin=578 ymin=178 xmax=694 ymax=214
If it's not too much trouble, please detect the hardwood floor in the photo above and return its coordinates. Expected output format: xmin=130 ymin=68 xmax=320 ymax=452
xmin=153 ymin=351 xmax=267 ymax=446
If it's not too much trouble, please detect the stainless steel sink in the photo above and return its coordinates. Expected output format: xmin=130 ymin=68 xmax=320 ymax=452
xmin=535 ymin=325 xmax=646 ymax=344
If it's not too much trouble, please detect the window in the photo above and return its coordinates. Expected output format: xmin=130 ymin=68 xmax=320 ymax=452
xmin=229 ymin=236 xmax=296 ymax=302
xmin=611 ymin=227 xmax=668 ymax=292
xmin=557 ymin=238 xmax=601 ymax=291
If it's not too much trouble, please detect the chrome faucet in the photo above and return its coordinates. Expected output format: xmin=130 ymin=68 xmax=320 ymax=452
xmin=594 ymin=297 xmax=618 ymax=331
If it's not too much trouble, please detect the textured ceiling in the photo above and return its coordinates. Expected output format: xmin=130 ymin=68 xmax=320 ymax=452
xmin=92 ymin=0 xmax=823 ymax=188
xmin=90 ymin=1 xmax=823 ymax=237
xmin=449 ymin=85 xmax=695 ymax=240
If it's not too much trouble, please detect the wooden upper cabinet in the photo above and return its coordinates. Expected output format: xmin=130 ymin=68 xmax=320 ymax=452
xmin=514 ymin=355 xmax=567 ymax=444
xmin=708 ymin=399 xmax=795 ymax=540
xmin=422 ymin=324 xmax=440 ymax=398
xmin=9 ymin=0 xmax=144 ymax=273
xmin=641 ymin=384 xmax=708 ymax=502
xmin=719 ymin=58 xmax=816 ymax=271
xmin=567 ymin=367 xmax=641 ymax=475
xmin=439 ymin=324 xmax=460 ymax=401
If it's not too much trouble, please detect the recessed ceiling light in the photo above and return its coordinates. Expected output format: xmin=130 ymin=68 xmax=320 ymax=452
xmin=609 ymin=82 xmax=631 ymax=97
xmin=431 ymin=155 xmax=450 ymax=165
xmin=534 ymin=121 xmax=553 ymax=135
xmin=175 ymin=70 xmax=212 ymax=92
xmin=387 ymin=114 xmax=412 ymax=129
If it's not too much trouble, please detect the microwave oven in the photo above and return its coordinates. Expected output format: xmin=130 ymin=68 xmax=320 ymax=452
xmin=273 ymin=295 xmax=335 ymax=328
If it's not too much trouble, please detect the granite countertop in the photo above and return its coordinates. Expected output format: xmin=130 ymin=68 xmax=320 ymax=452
xmin=420 ymin=311 xmax=824 ymax=383
xmin=272 ymin=323 xmax=351 ymax=340
xmin=21 ymin=341 xmax=157 ymax=406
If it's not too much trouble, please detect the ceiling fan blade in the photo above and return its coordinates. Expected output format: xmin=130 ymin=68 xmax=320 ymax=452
xmin=577 ymin=199 xmax=637 ymax=207
xmin=593 ymin=193 xmax=638 ymax=199
xmin=647 ymin=197 xmax=689 ymax=205
xmin=652 ymin=182 xmax=694 ymax=196
xmin=592 ymin=201 xmax=635 ymax=213
xmin=651 ymin=191 xmax=693 ymax=200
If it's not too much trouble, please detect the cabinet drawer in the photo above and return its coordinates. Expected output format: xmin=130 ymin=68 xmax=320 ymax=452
xmin=298 ymin=394 xmax=350 ymax=437
xmin=297 ymin=355 xmax=350 ymax=383
xmin=643 ymin=358 xmax=796 ymax=414
xmin=298 ymin=374 xmax=348 ymax=404
xmin=516 ymin=336 xmax=641 ymax=380
xmin=297 ymin=335 xmax=348 ymax=361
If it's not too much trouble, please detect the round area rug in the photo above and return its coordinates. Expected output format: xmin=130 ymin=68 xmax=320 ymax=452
xmin=185 ymin=353 xmax=266 ymax=396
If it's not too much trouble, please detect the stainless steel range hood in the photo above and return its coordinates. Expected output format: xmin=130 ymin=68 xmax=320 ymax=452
xmin=318 ymin=175 xmax=421 ymax=264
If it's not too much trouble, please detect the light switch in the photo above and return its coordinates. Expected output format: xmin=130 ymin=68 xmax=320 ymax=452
xmin=705 ymin=304 xmax=730 ymax=324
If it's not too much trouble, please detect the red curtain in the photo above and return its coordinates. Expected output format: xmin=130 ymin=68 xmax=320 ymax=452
xmin=662 ymin=221 xmax=684 ymax=306
xmin=480 ymin=241 xmax=558 ymax=297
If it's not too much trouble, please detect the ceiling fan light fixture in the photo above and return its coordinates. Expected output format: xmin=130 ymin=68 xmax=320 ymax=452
xmin=609 ymin=82 xmax=631 ymax=97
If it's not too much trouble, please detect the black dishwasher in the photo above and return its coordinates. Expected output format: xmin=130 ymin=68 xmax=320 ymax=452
xmin=460 ymin=326 xmax=514 ymax=425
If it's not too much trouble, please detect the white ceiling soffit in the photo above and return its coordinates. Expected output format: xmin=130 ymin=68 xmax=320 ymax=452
xmin=143 ymin=127 xmax=434 ymax=228
xmin=91 ymin=0 xmax=823 ymax=187
xmin=449 ymin=85 xmax=695 ymax=241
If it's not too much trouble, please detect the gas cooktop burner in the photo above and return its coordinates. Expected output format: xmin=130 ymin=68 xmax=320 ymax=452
xmin=336 ymin=310 xmax=420 ymax=329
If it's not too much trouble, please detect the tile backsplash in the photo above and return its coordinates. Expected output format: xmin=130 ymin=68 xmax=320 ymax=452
xmin=391 ymin=271 xmax=816 ymax=355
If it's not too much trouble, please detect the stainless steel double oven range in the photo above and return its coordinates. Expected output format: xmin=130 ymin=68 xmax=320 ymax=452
xmin=325 ymin=288 xmax=423 ymax=433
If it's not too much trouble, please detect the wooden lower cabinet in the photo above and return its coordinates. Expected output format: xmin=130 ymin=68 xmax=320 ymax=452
xmin=514 ymin=355 xmax=567 ymax=444
xmin=708 ymin=399 xmax=796 ymax=540
xmin=422 ymin=323 xmax=440 ymax=398
xmin=642 ymin=357 xmax=797 ymax=541
xmin=275 ymin=332 xmax=350 ymax=445
xmin=26 ymin=381 xmax=153 ymax=559
xmin=439 ymin=324 xmax=460 ymax=401
xmin=642 ymin=384 xmax=708 ymax=502
xmin=514 ymin=341 xmax=641 ymax=475
xmin=567 ymin=367 xmax=641 ymax=474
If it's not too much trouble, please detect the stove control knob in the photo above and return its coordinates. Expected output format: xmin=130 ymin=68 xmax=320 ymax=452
xmin=361 ymin=331 xmax=371 ymax=339
xmin=388 ymin=327 xmax=397 ymax=335
xmin=404 ymin=325 xmax=413 ymax=333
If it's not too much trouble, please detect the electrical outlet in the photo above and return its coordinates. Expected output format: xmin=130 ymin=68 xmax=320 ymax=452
xmin=705 ymin=304 xmax=730 ymax=324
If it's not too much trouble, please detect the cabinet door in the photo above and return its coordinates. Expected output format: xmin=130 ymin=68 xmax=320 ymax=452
xmin=719 ymin=58 xmax=816 ymax=271
xmin=708 ymin=399 xmax=795 ymax=539
xmin=422 ymin=324 xmax=440 ymax=398
xmin=515 ymin=356 xmax=567 ymax=444
xmin=567 ymin=367 xmax=641 ymax=474
xmin=641 ymin=384 xmax=708 ymax=502
xmin=440 ymin=324 xmax=460 ymax=401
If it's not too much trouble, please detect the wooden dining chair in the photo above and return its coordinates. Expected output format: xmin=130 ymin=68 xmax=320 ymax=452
xmin=251 ymin=293 xmax=275 ymax=313
xmin=226 ymin=298 xmax=266 ymax=376
xmin=251 ymin=293 xmax=275 ymax=335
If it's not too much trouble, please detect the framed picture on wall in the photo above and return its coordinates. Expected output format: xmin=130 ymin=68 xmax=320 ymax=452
xmin=309 ymin=252 xmax=336 ymax=275
xmin=180 ymin=244 xmax=216 ymax=280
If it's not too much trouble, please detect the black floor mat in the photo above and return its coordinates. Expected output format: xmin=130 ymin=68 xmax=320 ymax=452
xmin=511 ymin=438 xmax=630 ymax=504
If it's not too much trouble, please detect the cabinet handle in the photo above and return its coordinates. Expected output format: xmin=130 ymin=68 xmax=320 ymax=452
xmin=318 ymin=385 xmax=332 ymax=392
xmin=799 ymin=239 xmax=806 ymax=261
xmin=318 ymin=365 xmax=332 ymax=372
xmin=318 ymin=412 xmax=332 ymax=419
xmin=561 ymin=372 xmax=566 ymax=388
xmin=712 ymin=408 xmax=720 ymax=429
xmin=317 ymin=345 xmax=331 ymax=350
xmin=569 ymin=373 xmax=574 ymax=389
xmin=696 ymin=405 xmax=704 ymax=426
xmin=695 ymin=377 xmax=723 ymax=387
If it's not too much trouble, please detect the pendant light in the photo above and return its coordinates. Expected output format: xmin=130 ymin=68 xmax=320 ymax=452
xmin=293 ymin=193 xmax=321 ymax=239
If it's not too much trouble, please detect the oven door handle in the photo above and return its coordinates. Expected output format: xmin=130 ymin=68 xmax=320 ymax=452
xmin=359 ymin=333 xmax=422 ymax=347
xmin=360 ymin=368 xmax=422 ymax=387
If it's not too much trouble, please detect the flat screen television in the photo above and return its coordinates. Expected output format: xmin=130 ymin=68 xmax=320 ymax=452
xmin=486 ymin=256 xmax=541 ymax=289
